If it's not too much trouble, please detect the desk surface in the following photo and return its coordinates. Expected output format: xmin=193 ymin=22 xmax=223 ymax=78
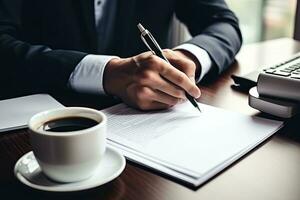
xmin=1 ymin=38 xmax=300 ymax=200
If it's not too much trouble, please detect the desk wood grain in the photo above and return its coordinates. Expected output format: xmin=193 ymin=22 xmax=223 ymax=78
xmin=1 ymin=38 xmax=300 ymax=200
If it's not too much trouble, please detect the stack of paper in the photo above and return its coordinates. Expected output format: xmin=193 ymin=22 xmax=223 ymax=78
xmin=102 ymin=102 xmax=283 ymax=186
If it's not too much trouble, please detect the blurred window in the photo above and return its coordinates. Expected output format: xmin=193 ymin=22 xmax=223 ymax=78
xmin=226 ymin=0 xmax=297 ymax=43
xmin=168 ymin=0 xmax=297 ymax=47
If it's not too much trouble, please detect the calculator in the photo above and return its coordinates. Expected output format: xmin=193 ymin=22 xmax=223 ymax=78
xmin=263 ymin=54 xmax=300 ymax=79
xmin=257 ymin=53 xmax=300 ymax=102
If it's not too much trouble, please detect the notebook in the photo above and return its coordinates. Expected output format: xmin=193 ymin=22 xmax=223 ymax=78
xmin=0 ymin=94 xmax=64 ymax=132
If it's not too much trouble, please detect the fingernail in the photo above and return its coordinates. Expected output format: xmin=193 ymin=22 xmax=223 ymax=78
xmin=193 ymin=89 xmax=201 ymax=98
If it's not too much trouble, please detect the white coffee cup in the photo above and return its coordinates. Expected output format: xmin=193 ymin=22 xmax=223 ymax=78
xmin=28 ymin=107 xmax=107 ymax=183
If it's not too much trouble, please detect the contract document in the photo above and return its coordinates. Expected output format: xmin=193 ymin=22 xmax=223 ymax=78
xmin=102 ymin=102 xmax=283 ymax=186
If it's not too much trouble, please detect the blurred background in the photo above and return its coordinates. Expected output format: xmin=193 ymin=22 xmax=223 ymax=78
xmin=170 ymin=0 xmax=297 ymax=46
xmin=227 ymin=0 xmax=296 ymax=43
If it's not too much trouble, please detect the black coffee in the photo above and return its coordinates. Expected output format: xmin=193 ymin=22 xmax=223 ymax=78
xmin=40 ymin=117 xmax=98 ymax=132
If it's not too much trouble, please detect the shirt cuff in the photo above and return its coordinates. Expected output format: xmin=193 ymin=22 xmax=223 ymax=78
xmin=174 ymin=43 xmax=212 ymax=83
xmin=68 ymin=54 xmax=118 ymax=95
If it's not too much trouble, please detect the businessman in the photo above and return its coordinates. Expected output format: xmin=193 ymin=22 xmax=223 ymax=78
xmin=0 ymin=0 xmax=242 ymax=110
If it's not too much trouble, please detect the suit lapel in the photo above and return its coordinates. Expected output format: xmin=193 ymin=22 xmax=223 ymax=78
xmin=74 ymin=0 xmax=97 ymax=52
xmin=113 ymin=0 xmax=136 ymax=55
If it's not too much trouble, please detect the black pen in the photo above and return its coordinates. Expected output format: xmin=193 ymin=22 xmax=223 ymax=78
xmin=137 ymin=23 xmax=201 ymax=113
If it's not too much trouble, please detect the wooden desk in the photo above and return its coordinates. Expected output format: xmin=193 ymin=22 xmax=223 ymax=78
xmin=1 ymin=38 xmax=300 ymax=200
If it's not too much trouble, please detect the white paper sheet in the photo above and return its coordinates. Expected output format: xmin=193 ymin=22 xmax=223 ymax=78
xmin=0 ymin=94 xmax=64 ymax=132
xmin=102 ymin=102 xmax=283 ymax=185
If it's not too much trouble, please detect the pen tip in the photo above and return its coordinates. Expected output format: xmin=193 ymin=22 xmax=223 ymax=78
xmin=197 ymin=106 xmax=202 ymax=113
xmin=137 ymin=23 xmax=145 ymax=32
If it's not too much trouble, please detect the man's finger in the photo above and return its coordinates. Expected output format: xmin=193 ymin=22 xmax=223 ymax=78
xmin=135 ymin=70 xmax=186 ymax=99
xmin=134 ymin=86 xmax=177 ymax=110
xmin=152 ymin=89 xmax=183 ymax=106
xmin=159 ymin=64 xmax=200 ymax=98
xmin=163 ymin=49 xmax=196 ymax=79
xmin=168 ymin=57 xmax=196 ymax=84
xmin=153 ymin=76 xmax=186 ymax=99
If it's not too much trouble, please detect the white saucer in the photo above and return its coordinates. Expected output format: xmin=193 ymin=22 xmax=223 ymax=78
xmin=14 ymin=146 xmax=126 ymax=192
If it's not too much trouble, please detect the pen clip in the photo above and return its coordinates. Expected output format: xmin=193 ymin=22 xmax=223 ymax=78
xmin=140 ymin=34 xmax=156 ymax=55
xmin=139 ymin=24 xmax=170 ymax=63
xmin=146 ymin=31 xmax=162 ymax=52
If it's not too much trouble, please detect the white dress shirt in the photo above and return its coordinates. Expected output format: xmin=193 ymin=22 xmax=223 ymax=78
xmin=69 ymin=0 xmax=212 ymax=95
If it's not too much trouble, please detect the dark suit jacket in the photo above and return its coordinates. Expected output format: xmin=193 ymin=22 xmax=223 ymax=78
xmin=0 ymin=0 xmax=242 ymax=99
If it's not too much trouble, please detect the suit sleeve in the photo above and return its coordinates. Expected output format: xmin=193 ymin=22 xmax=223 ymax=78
xmin=175 ymin=0 xmax=243 ymax=77
xmin=0 ymin=0 xmax=87 ymax=96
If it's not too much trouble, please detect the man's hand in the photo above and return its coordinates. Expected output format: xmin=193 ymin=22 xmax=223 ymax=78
xmin=103 ymin=49 xmax=201 ymax=110
xmin=169 ymin=49 xmax=201 ymax=83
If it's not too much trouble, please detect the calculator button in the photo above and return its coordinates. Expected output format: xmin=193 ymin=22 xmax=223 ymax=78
xmin=291 ymin=74 xmax=300 ymax=79
xmin=272 ymin=71 xmax=291 ymax=76
xmin=288 ymin=66 xmax=297 ymax=70
xmin=280 ymin=69 xmax=293 ymax=73
xmin=265 ymin=69 xmax=276 ymax=74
